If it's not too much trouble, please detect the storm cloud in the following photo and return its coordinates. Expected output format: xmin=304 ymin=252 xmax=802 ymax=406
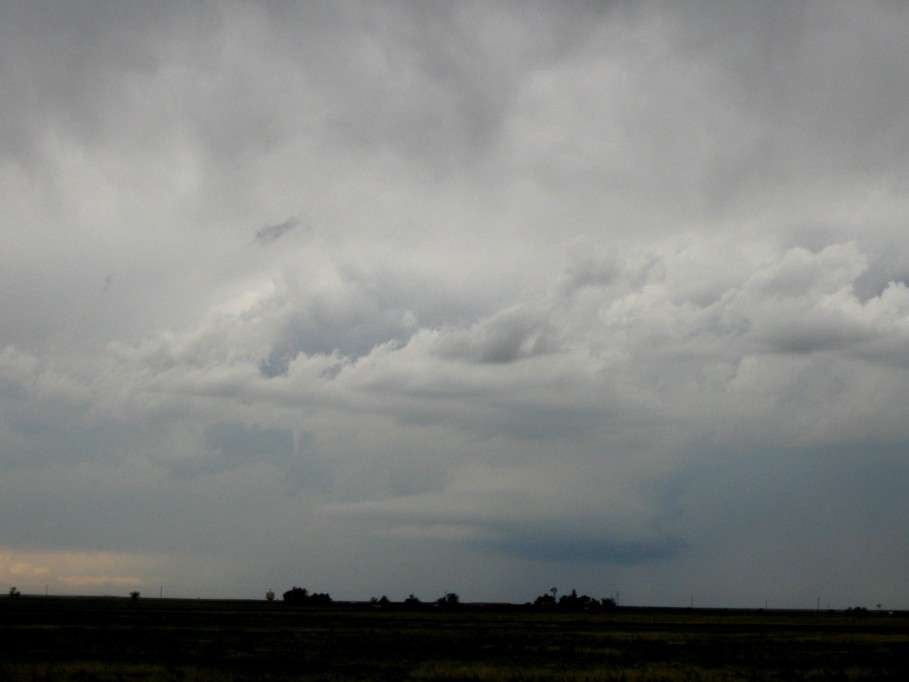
xmin=2 ymin=1 xmax=909 ymax=608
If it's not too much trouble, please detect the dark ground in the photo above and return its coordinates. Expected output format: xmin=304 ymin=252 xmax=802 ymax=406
xmin=2 ymin=596 xmax=909 ymax=680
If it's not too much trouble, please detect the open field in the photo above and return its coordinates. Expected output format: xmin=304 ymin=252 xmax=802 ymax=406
xmin=2 ymin=597 xmax=909 ymax=681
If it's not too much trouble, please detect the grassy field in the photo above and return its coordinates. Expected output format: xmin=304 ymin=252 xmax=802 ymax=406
xmin=2 ymin=597 xmax=909 ymax=680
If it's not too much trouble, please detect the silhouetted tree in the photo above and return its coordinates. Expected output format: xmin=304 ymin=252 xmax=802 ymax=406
xmin=404 ymin=594 xmax=422 ymax=609
xmin=283 ymin=587 xmax=309 ymax=604
xmin=283 ymin=587 xmax=333 ymax=606
xmin=9 ymin=587 xmax=21 ymax=599
xmin=370 ymin=595 xmax=392 ymax=608
xmin=558 ymin=589 xmax=593 ymax=611
xmin=436 ymin=592 xmax=460 ymax=608
xmin=531 ymin=588 xmax=616 ymax=611
xmin=533 ymin=593 xmax=556 ymax=608
xmin=309 ymin=591 xmax=333 ymax=605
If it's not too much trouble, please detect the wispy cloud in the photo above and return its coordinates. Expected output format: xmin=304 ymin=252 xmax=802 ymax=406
xmin=253 ymin=217 xmax=301 ymax=246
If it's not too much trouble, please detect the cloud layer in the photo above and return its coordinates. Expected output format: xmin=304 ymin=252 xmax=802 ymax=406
xmin=2 ymin=1 xmax=909 ymax=608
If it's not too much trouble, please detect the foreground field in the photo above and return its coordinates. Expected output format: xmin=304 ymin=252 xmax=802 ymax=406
xmin=2 ymin=597 xmax=909 ymax=680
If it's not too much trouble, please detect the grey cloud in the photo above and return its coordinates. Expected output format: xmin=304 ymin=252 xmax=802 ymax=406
xmin=759 ymin=323 xmax=869 ymax=356
xmin=180 ymin=422 xmax=294 ymax=477
xmin=6 ymin=1 xmax=909 ymax=606
xmin=433 ymin=308 xmax=561 ymax=364
xmin=490 ymin=532 xmax=683 ymax=566
xmin=558 ymin=248 xmax=620 ymax=295
xmin=255 ymin=258 xmax=511 ymax=377
xmin=0 ymin=406 xmax=130 ymax=471
xmin=0 ymin=1 xmax=203 ymax=163
xmin=382 ymin=395 xmax=609 ymax=444
xmin=719 ymin=244 xmax=909 ymax=356
xmin=270 ymin=1 xmax=608 ymax=171
xmin=743 ymin=245 xmax=866 ymax=299
xmin=459 ymin=403 xmax=607 ymax=443
xmin=257 ymin=296 xmax=413 ymax=377
xmin=165 ymin=422 xmax=330 ymax=494
xmin=254 ymin=218 xmax=300 ymax=246
xmin=681 ymin=2 xmax=909 ymax=206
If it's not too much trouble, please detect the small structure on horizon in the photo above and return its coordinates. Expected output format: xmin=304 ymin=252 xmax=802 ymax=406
xmin=266 ymin=589 xmax=275 ymax=602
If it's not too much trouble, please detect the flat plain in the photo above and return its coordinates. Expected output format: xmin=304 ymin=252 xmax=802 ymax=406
xmin=2 ymin=596 xmax=909 ymax=680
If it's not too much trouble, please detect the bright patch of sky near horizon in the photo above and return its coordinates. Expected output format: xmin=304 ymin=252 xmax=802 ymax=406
xmin=2 ymin=0 xmax=909 ymax=609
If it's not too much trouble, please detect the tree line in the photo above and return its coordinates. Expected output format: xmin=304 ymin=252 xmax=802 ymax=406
xmin=280 ymin=586 xmax=616 ymax=611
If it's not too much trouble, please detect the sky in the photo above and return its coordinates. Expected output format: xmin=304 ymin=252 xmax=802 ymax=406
xmin=2 ymin=0 xmax=909 ymax=609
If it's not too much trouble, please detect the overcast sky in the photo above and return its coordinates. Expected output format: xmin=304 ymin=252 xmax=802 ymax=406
xmin=3 ymin=0 xmax=909 ymax=608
